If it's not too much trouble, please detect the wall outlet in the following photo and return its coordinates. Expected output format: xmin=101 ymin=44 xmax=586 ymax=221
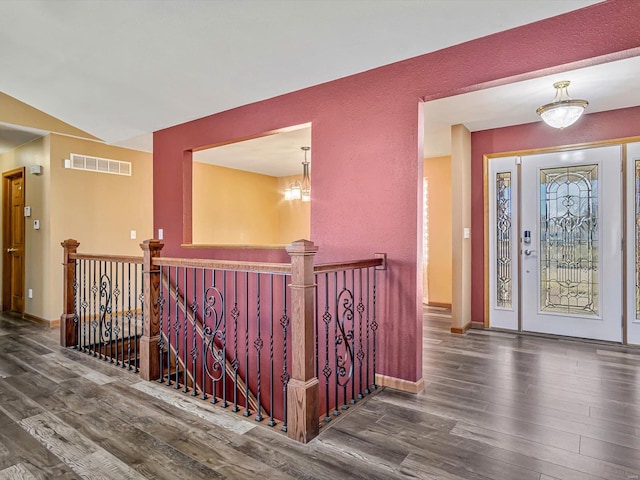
xmin=130 ymin=230 xmax=137 ymax=240
xmin=28 ymin=289 xmax=33 ymax=299
xmin=158 ymin=228 xmax=164 ymax=240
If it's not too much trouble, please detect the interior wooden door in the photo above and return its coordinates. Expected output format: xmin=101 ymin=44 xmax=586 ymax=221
xmin=3 ymin=168 xmax=25 ymax=314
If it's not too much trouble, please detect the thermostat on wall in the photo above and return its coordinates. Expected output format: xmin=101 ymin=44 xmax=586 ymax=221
xmin=29 ymin=165 xmax=42 ymax=175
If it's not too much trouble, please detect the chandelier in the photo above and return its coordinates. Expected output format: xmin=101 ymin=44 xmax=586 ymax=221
xmin=284 ymin=146 xmax=311 ymax=202
xmin=536 ymin=80 xmax=588 ymax=129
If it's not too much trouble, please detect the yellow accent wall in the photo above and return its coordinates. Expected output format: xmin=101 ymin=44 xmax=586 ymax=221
xmin=192 ymin=163 xmax=280 ymax=245
xmin=192 ymin=164 xmax=311 ymax=246
xmin=424 ymin=155 xmax=452 ymax=305
xmin=277 ymin=174 xmax=310 ymax=244
xmin=0 ymin=133 xmax=153 ymax=322
xmin=0 ymin=137 xmax=49 ymax=320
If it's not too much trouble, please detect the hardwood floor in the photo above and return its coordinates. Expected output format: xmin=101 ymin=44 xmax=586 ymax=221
xmin=2 ymin=308 xmax=640 ymax=479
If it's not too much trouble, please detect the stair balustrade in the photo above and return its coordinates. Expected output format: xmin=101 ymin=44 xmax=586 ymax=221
xmin=61 ymin=238 xmax=385 ymax=443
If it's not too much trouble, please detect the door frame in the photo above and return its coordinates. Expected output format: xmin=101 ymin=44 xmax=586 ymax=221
xmin=2 ymin=167 xmax=25 ymax=314
xmin=484 ymin=136 xmax=640 ymax=343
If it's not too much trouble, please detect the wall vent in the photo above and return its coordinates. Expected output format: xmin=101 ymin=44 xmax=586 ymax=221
xmin=68 ymin=153 xmax=132 ymax=176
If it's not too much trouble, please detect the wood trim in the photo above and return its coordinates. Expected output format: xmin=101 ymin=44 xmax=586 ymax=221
xmin=313 ymin=258 xmax=384 ymax=274
xmin=375 ymin=374 xmax=425 ymax=394
xmin=483 ymin=135 xmax=640 ymax=161
xmin=181 ymin=243 xmax=288 ymax=250
xmin=451 ymin=321 xmax=472 ymax=334
xmin=153 ymin=257 xmax=292 ymax=274
xmin=2 ymin=167 xmax=26 ymax=315
xmin=427 ymin=302 xmax=451 ymax=309
xmin=70 ymin=253 xmax=143 ymax=264
xmin=483 ymin=155 xmax=490 ymax=328
xmin=23 ymin=313 xmax=59 ymax=328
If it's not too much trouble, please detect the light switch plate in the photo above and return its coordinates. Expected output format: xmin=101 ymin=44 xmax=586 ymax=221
xmin=130 ymin=230 xmax=137 ymax=240
xmin=33 ymin=220 xmax=40 ymax=230
xmin=24 ymin=206 xmax=31 ymax=217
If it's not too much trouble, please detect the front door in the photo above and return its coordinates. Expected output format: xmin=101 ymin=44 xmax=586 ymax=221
xmin=2 ymin=168 xmax=25 ymax=314
xmin=520 ymin=146 xmax=622 ymax=341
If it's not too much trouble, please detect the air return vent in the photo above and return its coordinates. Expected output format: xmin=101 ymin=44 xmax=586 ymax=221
xmin=68 ymin=153 xmax=132 ymax=176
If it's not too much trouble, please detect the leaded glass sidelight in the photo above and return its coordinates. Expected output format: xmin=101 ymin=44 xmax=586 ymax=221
xmin=636 ymin=160 xmax=640 ymax=318
xmin=540 ymin=165 xmax=598 ymax=315
xmin=496 ymin=172 xmax=512 ymax=308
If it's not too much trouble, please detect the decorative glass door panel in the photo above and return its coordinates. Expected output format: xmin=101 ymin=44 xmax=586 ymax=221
xmin=520 ymin=146 xmax=621 ymax=342
xmin=539 ymin=165 xmax=598 ymax=316
xmin=496 ymin=172 xmax=513 ymax=309
xmin=488 ymin=157 xmax=519 ymax=331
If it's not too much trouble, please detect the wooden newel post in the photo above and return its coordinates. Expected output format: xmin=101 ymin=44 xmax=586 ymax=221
xmin=139 ymin=239 xmax=164 ymax=381
xmin=286 ymin=239 xmax=319 ymax=443
xmin=60 ymin=239 xmax=80 ymax=347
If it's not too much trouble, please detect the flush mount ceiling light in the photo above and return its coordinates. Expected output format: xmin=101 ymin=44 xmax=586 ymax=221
xmin=284 ymin=146 xmax=311 ymax=202
xmin=536 ymin=80 xmax=589 ymax=129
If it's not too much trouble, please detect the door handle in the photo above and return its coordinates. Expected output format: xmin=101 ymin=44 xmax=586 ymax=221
xmin=524 ymin=249 xmax=537 ymax=256
xmin=6 ymin=248 xmax=16 ymax=253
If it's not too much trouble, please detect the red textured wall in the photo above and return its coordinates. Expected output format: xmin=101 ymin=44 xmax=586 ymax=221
xmin=154 ymin=0 xmax=640 ymax=383
xmin=471 ymin=106 xmax=640 ymax=324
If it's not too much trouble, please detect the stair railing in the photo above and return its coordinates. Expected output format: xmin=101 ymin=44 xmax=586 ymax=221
xmin=61 ymin=238 xmax=385 ymax=443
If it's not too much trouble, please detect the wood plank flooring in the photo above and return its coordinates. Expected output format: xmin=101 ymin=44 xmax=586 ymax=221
xmin=2 ymin=308 xmax=640 ymax=478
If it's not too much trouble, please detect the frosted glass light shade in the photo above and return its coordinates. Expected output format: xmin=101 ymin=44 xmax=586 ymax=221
xmin=537 ymin=100 xmax=588 ymax=129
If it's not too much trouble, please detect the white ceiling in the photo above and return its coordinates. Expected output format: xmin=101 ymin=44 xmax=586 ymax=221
xmin=423 ymin=55 xmax=640 ymax=158
xmin=0 ymin=0 xmax=600 ymax=160
xmin=193 ymin=125 xmax=311 ymax=177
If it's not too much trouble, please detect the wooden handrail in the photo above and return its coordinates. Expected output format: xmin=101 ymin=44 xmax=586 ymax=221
xmin=313 ymin=258 xmax=384 ymax=274
xmin=70 ymin=253 xmax=143 ymax=264
xmin=152 ymin=257 xmax=291 ymax=274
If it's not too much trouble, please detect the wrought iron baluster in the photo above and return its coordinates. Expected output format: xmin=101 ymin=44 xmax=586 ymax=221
xmin=365 ymin=268 xmax=370 ymax=394
xmin=72 ymin=259 xmax=78 ymax=349
xmin=82 ymin=259 xmax=88 ymax=352
xmin=333 ymin=271 xmax=339 ymax=416
xmin=255 ymin=273 xmax=263 ymax=422
xmin=357 ymin=268 xmax=365 ymax=399
xmin=157 ymin=265 xmax=166 ymax=382
xmin=221 ymin=270 xmax=228 ymax=408
xmin=201 ymin=268 xmax=207 ymax=401
xmin=174 ymin=266 xmax=180 ymax=388
xmin=136 ymin=263 xmax=142 ymax=373
xmin=190 ymin=268 xmax=199 ymax=397
xmin=91 ymin=260 xmax=98 ymax=357
xmin=372 ymin=267 xmax=378 ymax=390
xmin=165 ymin=267 xmax=172 ymax=385
xmin=108 ymin=261 xmax=114 ymax=362
xmin=280 ymin=274 xmax=289 ymax=432
xmin=183 ymin=266 xmax=189 ymax=393
xmin=350 ymin=269 xmax=356 ymax=405
xmin=322 ymin=273 xmax=332 ymax=422
xmin=114 ymin=262 xmax=120 ymax=365
xmin=335 ymin=270 xmax=355 ymax=411
xmin=268 ymin=274 xmax=275 ymax=427
xmin=231 ymin=271 xmax=239 ymax=412
xmin=243 ymin=271 xmax=250 ymax=417
xmin=203 ymin=269 xmax=224 ymax=405
xmin=126 ymin=263 xmax=132 ymax=369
